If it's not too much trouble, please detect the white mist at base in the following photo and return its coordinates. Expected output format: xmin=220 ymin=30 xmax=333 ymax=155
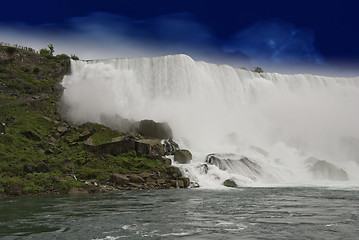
xmin=61 ymin=54 xmax=359 ymax=188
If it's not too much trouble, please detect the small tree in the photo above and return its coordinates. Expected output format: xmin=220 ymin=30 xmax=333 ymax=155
xmin=252 ymin=66 xmax=264 ymax=73
xmin=48 ymin=43 xmax=54 ymax=55
xmin=71 ymin=54 xmax=79 ymax=60
xmin=39 ymin=48 xmax=51 ymax=56
xmin=240 ymin=67 xmax=247 ymax=70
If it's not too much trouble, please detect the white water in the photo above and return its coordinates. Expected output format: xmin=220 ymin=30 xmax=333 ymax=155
xmin=61 ymin=54 xmax=359 ymax=188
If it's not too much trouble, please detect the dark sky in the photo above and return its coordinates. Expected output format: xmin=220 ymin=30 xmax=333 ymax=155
xmin=1 ymin=0 xmax=358 ymax=75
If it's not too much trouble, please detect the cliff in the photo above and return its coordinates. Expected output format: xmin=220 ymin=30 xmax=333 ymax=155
xmin=0 ymin=45 xmax=187 ymax=196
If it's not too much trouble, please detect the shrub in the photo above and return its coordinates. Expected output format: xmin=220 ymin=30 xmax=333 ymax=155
xmin=40 ymin=48 xmax=51 ymax=56
xmin=6 ymin=47 xmax=16 ymax=55
xmin=71 ymin=54 xmax=79 ymax=60
xmin=252 ymin=67 xmax=264 ymax=73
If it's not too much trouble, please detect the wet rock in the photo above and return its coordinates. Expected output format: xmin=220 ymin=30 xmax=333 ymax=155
xmin=110 ymin=173 xmax=130 ymax=185
xmin=129 ymin=175 xmax=145 ymax=183
xmin=166 ymin=166 xmax=182 ymax=178
xmin=223 ymin=179 xmax=237 ymax=188
xmin=161 ymin=157 xmax=172 ymax=166
xmin=177 ymin=177 xmax=190 ymax=188
xmin=21 ymin=130 xmax=41 ymax=141
xmin=135 ymin=138 xmax=164 ymax=159
xmin=197 ymin=164 xmax=209 ymax=174
xmin=306 ymin=157 xmax=349 ymax=181
xmin=138 ymin=119 xmax=173 ymax=139
xmin=206 ymin=153 xmax=262 ymax=181
xmin=163 ymin=139 xmax=179 ymax=155
xmin=174 ymin=149 xmax=192 ymax=164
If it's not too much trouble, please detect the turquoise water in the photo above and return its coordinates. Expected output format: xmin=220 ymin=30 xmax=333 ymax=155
xmin=1 ymin=188 xmax=358 ymax=239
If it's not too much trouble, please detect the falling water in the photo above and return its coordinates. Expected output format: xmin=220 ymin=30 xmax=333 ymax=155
xmin=61 ymin=54 xmax=359 ymax=188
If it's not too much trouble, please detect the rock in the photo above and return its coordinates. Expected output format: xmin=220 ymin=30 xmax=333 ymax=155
xmin=177 ymin=177 xmax=190 ymax=188
xmin=87 ymin=136 xmax=136 ymax=156
xmin=223 ymin=179 xmax=237 ymax=188
xmin=138 ymin=119 xmax=173 ymax=139
xmin=306 ymin=157 xmax=349 ymax=181
xmin=166 ymin=166 xmax=182 ymax=178
xmin=206 ymin=153 xmax=262 ymax=181
xmin=135 ymin=141 xmax=150 ymax=155
xmin=197 ymin=164 xmax=209 ymax=174
xmin=156 ymin=179 xmax=166 ymax=185
xmin=135 ymin=138 xmax=164 ymax=159
xmin=20 ymin=130 xmax=41 ymax=141
xmin=139 ymin=172 xmax=153 ymax=179
xmin=0 ymin=123 xmax=5 ymax=134
xmin=110 ymin=173 xmax=130 ymax=185
xmin=161 ymin=157 xmax=172 ymax=166
xmin=129 ymin=175 xmax=145 ymax=183
xmin=68 ymin=187 xmax=89 ymax=195
xmin=75 ymin=130 xmax=94 ymax=142
xmin=57 ymin=126 xmax=68 ymax=134
xmin=174 ymin=149 xmax=192 ymax=164
xmin=163 ymin=139 xmax=179 ymax=155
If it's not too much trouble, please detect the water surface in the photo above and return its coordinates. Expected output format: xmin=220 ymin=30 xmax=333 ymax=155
xmin=1 ymin=187 xmax=358 ymax=239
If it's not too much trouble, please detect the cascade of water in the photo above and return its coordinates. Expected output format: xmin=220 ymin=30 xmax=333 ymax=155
xmin=61 ymin=54 xmax=359 ymax=187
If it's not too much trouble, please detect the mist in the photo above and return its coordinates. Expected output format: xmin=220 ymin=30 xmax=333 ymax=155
xmin=61 ymin=55 xmax=359 ymax=186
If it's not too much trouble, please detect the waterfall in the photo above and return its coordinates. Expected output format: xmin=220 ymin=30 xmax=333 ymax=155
xmin=61 ymin=54 xmax=359 ymax=188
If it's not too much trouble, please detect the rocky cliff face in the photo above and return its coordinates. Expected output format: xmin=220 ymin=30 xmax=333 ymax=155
xmin=0 ymin=46 xmax=189 ymax=196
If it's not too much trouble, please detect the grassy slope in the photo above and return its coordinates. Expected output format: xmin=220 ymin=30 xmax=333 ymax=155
xmin=0 ymin=46 xmax=165 ymax=195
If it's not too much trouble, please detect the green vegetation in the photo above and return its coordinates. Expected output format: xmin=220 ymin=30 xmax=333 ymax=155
xmin=71 ymin=54 xmax=79 ymax=60
xmin=0 ymin=45 xmax=166 ymax=196
xmin=252 ymin=66 xmax=264 ymax=73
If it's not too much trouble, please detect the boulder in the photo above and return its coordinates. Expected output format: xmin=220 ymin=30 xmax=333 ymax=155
xmin=206 ymin=153 xmax=262 ymax=181
xmin=161 ymin=157 xmax=172 ymax=166
xmin=166 ymin=166 xmax=182 ymax=178
xmin=90 ymin=136 xmax=136 ymax=156
xmin=197 ymin=164 xmax=209 ymax=174
xmin=163 ymin=139 xmax=179 ymax=155
xmin=177 ymin=177 xmax=190 ymax=188
xmin=306 ymin=157 xmax=349 ymax=181
xmin=223 ymin=179 xmax=237 ymax=188
xmin=174 ymin=149 xmax=192 ymax=164
xmin=110 ymin=173 xmax=130 ymax=185
xmin=129 ymin=175 xmax=145 ymax=183
xmin=135 ymin=138 xmax=164 ymax=159
xmin=57 ymin=126 xmax=68 ymax=135
xmin=138 ymin=119 xmax=173 ymax=139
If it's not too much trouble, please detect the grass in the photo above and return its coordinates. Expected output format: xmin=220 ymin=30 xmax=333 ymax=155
xmin=0 ymin=46 xmax=168 ymax=195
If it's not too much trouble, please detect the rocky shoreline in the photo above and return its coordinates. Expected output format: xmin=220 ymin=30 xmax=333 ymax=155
xmin=0 ymin=45 xmax=191 ymax=196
